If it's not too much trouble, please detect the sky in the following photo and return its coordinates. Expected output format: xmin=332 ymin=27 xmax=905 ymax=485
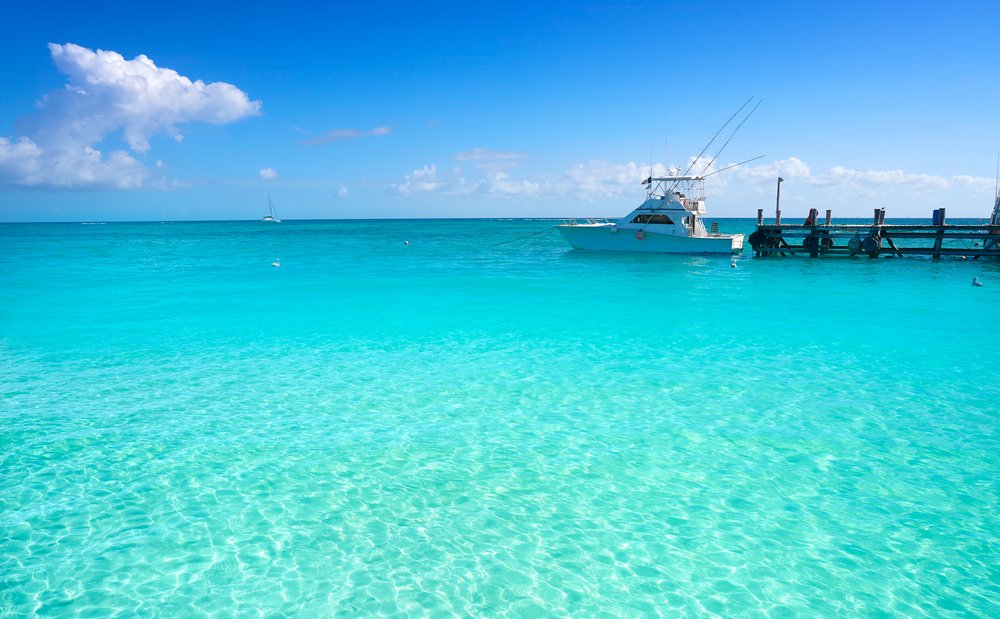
xmin=0 ymin=0 xmax=998 ymax=221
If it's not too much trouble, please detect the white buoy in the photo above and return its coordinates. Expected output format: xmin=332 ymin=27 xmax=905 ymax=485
xmin=404 ymin=241 xmax=409 ymax=245
xmin=972 ymin=277 xmax=983 ymax=287
xmin=272 ymin=259 xmax=280 ymax=268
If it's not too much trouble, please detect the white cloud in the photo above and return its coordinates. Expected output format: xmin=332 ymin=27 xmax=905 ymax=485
xmin=259 ymin=167 xmax=278 ymax=180
xmin=0 ymin=43 xmax=260 ymax=190
xmin=0 ymin=138 xmax=44 ymax=180
xmin=394 ymin=160 xmax=662 ymax=199
xmin=813 ymin=166 xmax=950 ymax=189
xmin=563 ymin=160 xmax=671 ymax=197
xmin=482 ymin=171 xmax=541 ymax=196
xmin=337 ymin=186 xmax=350 ymax=197
xmin=304 ymin=126 xmax=392 ymax=145
xmin=392 ymin=156 xmax=997 ymax=215
xmin=734 ymin=157 xmax=811 ymax=182
xmin=716 ymin=159 xmax=996 ymax=215
xmin=391 ymin=164 xmax=546 ymax=198
xmin=394 ymin=164 xmax=449 ymax=195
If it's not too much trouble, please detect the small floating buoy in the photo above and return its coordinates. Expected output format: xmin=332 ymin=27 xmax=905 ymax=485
xmin=404 ymin=241 xmax=409 ymax=245
xmin=972 ymin=277 xmax=983 ymax=287
xmin=271 ymin=259 xmax=280 ymax=268
xmin=730 ymin=258 xmax=737 ymax=268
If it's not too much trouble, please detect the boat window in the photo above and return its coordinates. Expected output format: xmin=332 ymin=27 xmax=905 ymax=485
xmin=630 ymin=214 xmax=674 ymax=224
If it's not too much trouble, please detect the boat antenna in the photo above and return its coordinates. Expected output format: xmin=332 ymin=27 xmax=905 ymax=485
xmin=702 ymin=154 xmax=767 ymax=178
xmin=676 ymin=96 xmax=754 ymax=181
xmin=698 ymin=99 xmax=763 ymax=177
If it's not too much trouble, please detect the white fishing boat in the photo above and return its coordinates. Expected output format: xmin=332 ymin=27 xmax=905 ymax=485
xmin=557 ymin=174 xmax=744 ymax=254
xmin=261 ymin=194 xmax=281 ymax=223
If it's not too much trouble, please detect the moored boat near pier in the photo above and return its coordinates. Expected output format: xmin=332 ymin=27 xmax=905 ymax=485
xmin=557 ymin=174 xmax=744 ymax=255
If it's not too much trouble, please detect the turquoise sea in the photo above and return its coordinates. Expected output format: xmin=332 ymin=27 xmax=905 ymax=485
xmin=2 ymin=218 xmax=998 ymax=617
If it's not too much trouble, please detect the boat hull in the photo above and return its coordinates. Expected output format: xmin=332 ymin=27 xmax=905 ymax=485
xmin=558 ymin=224 xmax=743 ymax=255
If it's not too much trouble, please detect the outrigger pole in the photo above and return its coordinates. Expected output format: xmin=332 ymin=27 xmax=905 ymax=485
xmin=697 ymin=99 xmax=762 ymax=177
xmin=675 ymin=97 xmax=755 ymax=182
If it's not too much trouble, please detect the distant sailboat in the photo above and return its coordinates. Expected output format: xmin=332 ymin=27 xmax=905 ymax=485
xmin=261 ymin=194 xmax=281 ymax=223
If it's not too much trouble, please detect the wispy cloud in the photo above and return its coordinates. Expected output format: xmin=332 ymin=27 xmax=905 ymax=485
xmin=259 ymin=167 xmax=278 ymax=180
xmin=304 ymin=126 xmax=392 ymax=145
xmin=455 ymin=147 xmax=526 ymax=171
xmin=0 ymin=43 xmax=260 ymax=190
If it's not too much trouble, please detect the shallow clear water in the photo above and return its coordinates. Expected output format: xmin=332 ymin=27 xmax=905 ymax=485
xmin=2 ymin=219 xmax=998 ymax=616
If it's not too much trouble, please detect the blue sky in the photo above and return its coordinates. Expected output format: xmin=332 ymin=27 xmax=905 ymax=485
xmin=0 ymin=0 xmax=998 ymax=221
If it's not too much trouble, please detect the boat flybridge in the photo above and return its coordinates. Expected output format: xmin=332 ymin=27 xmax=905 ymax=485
xmin=557 ymin=174 xmax=744 ymax=254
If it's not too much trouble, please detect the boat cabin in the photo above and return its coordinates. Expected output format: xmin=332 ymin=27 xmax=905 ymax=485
xmin=617 ymin=175 xmax=711 ymax=237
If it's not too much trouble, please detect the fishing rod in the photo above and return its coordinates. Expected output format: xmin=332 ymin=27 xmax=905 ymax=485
xmin=698 ymin=99 xmax=763 ymax=177
xmin=674 ymin=96 xmax=754 ymax=183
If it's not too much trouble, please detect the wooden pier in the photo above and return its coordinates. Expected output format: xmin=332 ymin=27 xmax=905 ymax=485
xmin=747 ymin=207 xmax=1000 ymax=259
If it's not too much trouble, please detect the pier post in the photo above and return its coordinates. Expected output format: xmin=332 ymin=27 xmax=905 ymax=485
xmin=757 ymin=209 xmax=763 ymax=226
xmin=932 ymin=208 xmax=946 ymax=259
xmin=804 ymin=208 xmax=820 ymax=256
xmin=775 ymin=177 xmax=783 ymax=223
xmin=873 ymin=208 xmax=881 ymax=225
xmin=879 ymin=209 xmax=886 ymax=226
xmin=825 ymin=209 xmax=832 ymax=225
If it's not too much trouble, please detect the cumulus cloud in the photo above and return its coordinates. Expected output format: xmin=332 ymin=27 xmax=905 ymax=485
xmin=304 ymin=126 xmax=391 ymax=145
xmin=394 ymin=164 xmax=449 ymax=195
xmin=0 ymin=43 xmax=260 ymax=190
xmin=259 ymin=167 xmax=278 ymax=179
xmin=563 ymin=161 xmax=671 ymax=197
